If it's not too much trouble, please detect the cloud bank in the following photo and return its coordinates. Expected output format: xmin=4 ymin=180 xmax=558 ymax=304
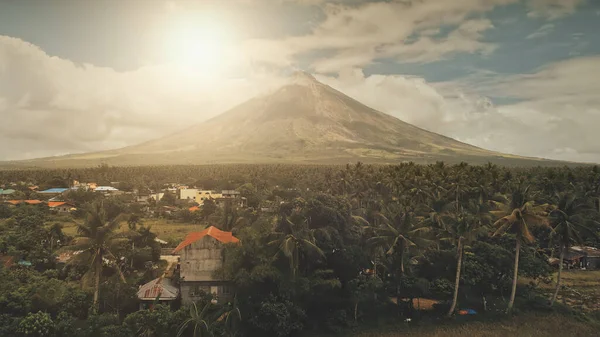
xmin=1 ymin=0 xmax=598 ymax=163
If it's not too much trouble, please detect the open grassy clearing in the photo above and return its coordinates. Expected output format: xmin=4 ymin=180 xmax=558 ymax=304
xmin=52 ymin=217 xmax=201 ymax=245
xmin=352 ymin=312 xmax=599 ymax=337
xmin=527 ymin=270 xmax=600 ymax=312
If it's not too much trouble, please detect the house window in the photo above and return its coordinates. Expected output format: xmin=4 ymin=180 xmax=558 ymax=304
xmin=221 ymin=286 xmax=231 ymax=295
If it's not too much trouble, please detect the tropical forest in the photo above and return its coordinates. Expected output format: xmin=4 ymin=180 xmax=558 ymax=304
xmin=1 ymin=162 xmax=600 ymax=337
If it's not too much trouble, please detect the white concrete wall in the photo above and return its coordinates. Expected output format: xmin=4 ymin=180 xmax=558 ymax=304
xmin=179 ymin=189 xmax=198 ymax=200
xmin=180 ymin=236 xmax=225 ymax=282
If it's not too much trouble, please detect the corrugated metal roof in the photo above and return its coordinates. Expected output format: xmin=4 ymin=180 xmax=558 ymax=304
xmin=137 ymin=277 xmax=179 ymax=300
xmin=172 ymin=226 xmax=240 ymax=253
xmin=39 ymin=188 xmax=69 ymax=194
xmin=94 ymin=186 xmax=119 ymax=191
xmin=570 ymin=246 xmax=600 ymax=257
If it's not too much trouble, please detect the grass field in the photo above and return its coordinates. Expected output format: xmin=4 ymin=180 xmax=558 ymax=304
xmin=530 ymin=270 xmax=600 ymax=312
xmin=353 ymin=312 xmax=599 ymax=337
xmin=53 ymin=217 xmax=201 ymax=245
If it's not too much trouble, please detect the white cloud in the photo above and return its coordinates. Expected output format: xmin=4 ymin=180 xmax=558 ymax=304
xmin=527 ymin=0 xmax=584 ymax=20
xmin=525 ymin=23 xmax=555 ymax=39
xmin=245 ymin=0 xmax=517 ymax=72
xmin=0 ymin=36 xmax=285 ymax=160
xmin=313 ymin=56 xmax=600 ymax=163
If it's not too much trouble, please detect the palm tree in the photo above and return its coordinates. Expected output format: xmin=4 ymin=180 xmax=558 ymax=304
xmin=177 ymin=302 xmax=215 ymax=337
xmin=48 ymin=223 xmax=66 ymax=251
xmin=268 ymin=215 xmax=325 ymax=278
xmin=548 ymin=192 xmax=597 ymax=306
xmin=443 ymin=208 xmax=489 ymax=317
xmin=421 ymin=193 xmax=452 ymax=250
xmin=491 ymin=186 xmax=549 ymax=312
xmin=368 ymin=206 xmax=432 ymax=276
xmin=68 ymin=202 xmax=127 ymax=312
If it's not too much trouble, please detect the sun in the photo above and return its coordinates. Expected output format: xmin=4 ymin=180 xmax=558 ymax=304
xmin=163 ymin=13 xmax=233 ymax=77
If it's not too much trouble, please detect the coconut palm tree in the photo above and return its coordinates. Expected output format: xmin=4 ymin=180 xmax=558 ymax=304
xmin=48 ymin=223 xmax=66 ymax=251
xmin=443 ymin=206 xmax=489 ymax=317
xmin=548 ymin=192 xmax=598 ymax=306
xmin=68 ymin=202 xmax=127 ymax=312
xmin=491 ymin=186 xmax=549 ymax=312
xmin=368 ymin=206 xmax=432 ymax=276
xmin=268 ymin=215 xmax=325 ymax=278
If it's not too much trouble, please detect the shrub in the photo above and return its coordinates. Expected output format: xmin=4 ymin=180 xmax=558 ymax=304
xmin=18 ymin=311 xmax=54 ymax=337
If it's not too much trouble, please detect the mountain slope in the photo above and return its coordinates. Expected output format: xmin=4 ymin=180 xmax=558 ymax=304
xmin=6 ymin=72 xmax=567 ymax=167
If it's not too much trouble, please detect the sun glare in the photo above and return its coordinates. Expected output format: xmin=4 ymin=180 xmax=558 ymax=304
xmin=163 ymin=13 xmax=233 ymax=77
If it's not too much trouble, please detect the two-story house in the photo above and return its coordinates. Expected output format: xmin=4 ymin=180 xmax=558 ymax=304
xmin=172 ymin=226 xmax=240 ymax=304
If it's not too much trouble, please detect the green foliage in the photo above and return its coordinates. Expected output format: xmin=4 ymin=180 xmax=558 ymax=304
xmin=0 ymin=204 xmax=12 ymax=219
xmin=247 ymin=294 xmax=306 ymax=337
xmin=18 ymin=311 xmax=54 ymax=337
xmin=124 ymin=305 xmax=186 ymax=337
xmin=159 ymin=192 xmax=177 ymax=206
xmin=461 ymin=241 xmax=513 ymax=294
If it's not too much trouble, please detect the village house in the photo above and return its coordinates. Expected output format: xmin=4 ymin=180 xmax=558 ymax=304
xmin=94 ymin=186 xmax=121 ymax=195
xmin=194 ymin=190 xmax=247 ymax=208
xmin=569 ymin=246 xmax=600 ymax=270
xmin=48 ymin=201 xmax=76 ymax=213
xmin=179 ymin=188 xmax=198 ymax=201
xmin=173 ymin=226 xmax=239 ymax=304
xmin=218 ymin=190 xmax=247 ymax=208
xmin=71 ymin=181 xmax=98 ymax=191
xmin=194 ymin=190 xmax=220 ymax=205
xmin=0 ymin=189 xmax=16 ymax=199
xmin=551 ymin=246 xmax=600 ymax=270
xmin=38 ymin=188 xmax=69 ymax=197
xmin=137 ymin=277 xmax=180 ymax=310
xmin=4 ymin=200 xmax=43 ymax=207
xmin=150 ymin=192 xmax=165 ymax=201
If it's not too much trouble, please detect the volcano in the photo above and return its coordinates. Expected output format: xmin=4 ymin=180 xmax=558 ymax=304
xmin=9 ymin=72 xmax=561 ymax=167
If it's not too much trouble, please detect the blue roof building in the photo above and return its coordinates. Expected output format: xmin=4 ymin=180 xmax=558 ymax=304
xmin=38 ymin=188 xmax=69 ymax=194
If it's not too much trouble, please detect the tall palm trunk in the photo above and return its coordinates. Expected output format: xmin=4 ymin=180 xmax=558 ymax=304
xmin=93 ymin=255 xmax=101 ymax=313
xmin=550 ymin=244 xmax=565 ymax=306
xmin=400 ymin=249 xmax=405 ymax=276
xmin=397 ymin=247 xmax=405 ymax=316
xmin=507 ymin=238 xmax=521 ymax=312
xmin=447 ymin=237 xmax=463 ymax=317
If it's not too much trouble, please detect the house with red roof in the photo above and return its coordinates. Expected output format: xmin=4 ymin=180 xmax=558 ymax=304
xmin=48 ymin=201 xmax=76 ymax=213
xmin=4 ymin=200 xmax=43 ymax=207
xmin=173 ymin=226 xmax=240 ymax=304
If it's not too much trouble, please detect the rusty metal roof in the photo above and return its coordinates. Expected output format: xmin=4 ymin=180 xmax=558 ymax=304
xmin=137 ymin=277 xmax=179 ymax=301
xmin=570 ymin=246 xmax=600 ymax=257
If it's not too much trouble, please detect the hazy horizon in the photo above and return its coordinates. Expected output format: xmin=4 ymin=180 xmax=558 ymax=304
xmin=1 ymin=0 xmax=600 ymax=163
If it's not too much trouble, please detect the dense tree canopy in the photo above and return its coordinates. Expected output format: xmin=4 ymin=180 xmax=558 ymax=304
xmin=0 ymin=162 xmax=599 ymax=336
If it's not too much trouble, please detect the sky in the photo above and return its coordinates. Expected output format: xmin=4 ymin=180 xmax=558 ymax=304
xmin=1 ymin=0 xmax=599 ymax=162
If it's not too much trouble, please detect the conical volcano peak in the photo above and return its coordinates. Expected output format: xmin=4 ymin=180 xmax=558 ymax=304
xmin=25 ymin=67 xmax=549 ymax=168
xmin=291 ymin=70 xmax=318 ymax=86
